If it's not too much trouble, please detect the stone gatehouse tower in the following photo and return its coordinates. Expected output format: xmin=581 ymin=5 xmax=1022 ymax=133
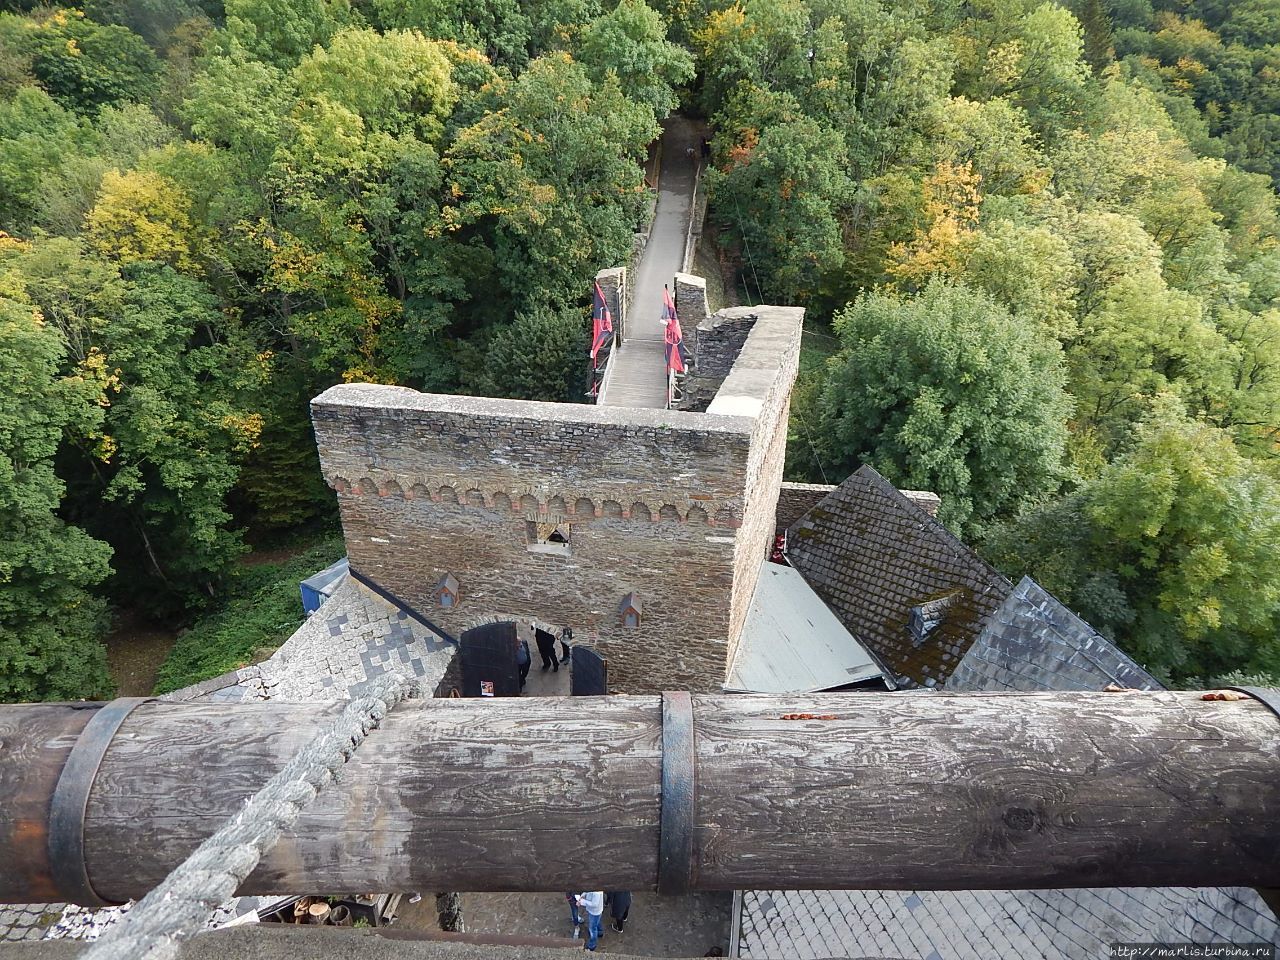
xmin=311 ymin=306 xmax=803 ymax=692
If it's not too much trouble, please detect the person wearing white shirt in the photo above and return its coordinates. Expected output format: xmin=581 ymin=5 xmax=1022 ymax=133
xmin=575 ymin=891 xmax=605 ymax=950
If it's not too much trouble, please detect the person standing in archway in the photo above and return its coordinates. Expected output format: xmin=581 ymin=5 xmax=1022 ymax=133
xmin=607 ymin=890 xmax=631 ymax=933
xmin=535 ymin=625 xmax=559 ymax=672
xmin=516 ymin=633 xmax=531 ymax=691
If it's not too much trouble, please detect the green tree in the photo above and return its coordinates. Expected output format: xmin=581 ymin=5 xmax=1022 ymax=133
xmin=85 ymin=168 xmax=199 ymax=270
xmin=811 ymin=281 xmax=1073 ymax=533
xmin=181 ymin=53 xmax=293 ymax=175
xmin=982 ymin=397 xmax=1280 ymax=683
xmin=578 ymin=0 xmax=693 ymax=119
xmin=223 ymin=0 xmax=351 ymax=67
xmin=524 ymin=0 xmax=603 ymax=54
xmin=961 ymin=219 xmax=1080 ymax=341
xmin=707 ymin=116 xmax=855 ymax=302
xmin=1077 ymin=0 xmax=1114 ymax=74
xmin=23 ymin=8 xmax=161 ymax=114
xmin=444 ymin=54 xmax=654 ymax=313
xmin=478 ymin=306 xmax=591 ymax=401
xmin=956 ymin=0 xmax=1088 ymax=119
xmin=1067 ymin=271 xmax=1235 ymax=442
xmin=91 ymin=267 xmax=260 ymax=601
xmin=0 ymin=86 xmax=88 ymax=232
xmin=35 ymin=102 xmax=176 ymax=237
xmin=368 ymin=0 xmax=533 ymax=67
xmin=0 ymin=295 xmax=113 ymax=702
xmin=257 ymin=28 xmax=458 ymax=381
xmin=290 ymin=26 xmax=456 ymax=141
xmin=2 ymin=240 xmax=259 ymax=605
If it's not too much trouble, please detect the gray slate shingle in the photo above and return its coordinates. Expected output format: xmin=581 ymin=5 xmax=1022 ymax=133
xmin=784 ymin=466 xmax=1012 ymax=689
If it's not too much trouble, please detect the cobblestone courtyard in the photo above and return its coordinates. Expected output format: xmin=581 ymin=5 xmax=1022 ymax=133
xmin=394 ymin=890 xmax=732 ymax=957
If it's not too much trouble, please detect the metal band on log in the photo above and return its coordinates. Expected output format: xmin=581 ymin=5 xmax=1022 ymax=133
xmin=658 ymin=691 xmax=696 ymax=895
xmin=47 ymin=696 xmax=151 ymax=907
xmin=0 ymin=691 xmax=1277 ymax=904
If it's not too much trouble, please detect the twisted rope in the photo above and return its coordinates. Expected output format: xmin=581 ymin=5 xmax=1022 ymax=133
xmin=81 ymin=674 xmax=418 ymax=960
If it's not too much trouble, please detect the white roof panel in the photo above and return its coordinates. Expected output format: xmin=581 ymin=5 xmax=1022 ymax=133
xmin=726 ymin=562 xmax=883 ymax=693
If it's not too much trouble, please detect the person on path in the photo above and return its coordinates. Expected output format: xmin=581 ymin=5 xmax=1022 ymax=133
xmin=576 ymin=891 xmax=604 ymax=950
xmin=566 ymin=892 xmax=582 ymax=938
xmin=535 ymin=626 xmax=559 ymax=672
xmin=559 ymin=625 xmax=573 ymax=664
xmin=607 ymin=890 xmax=631 ymax=933
xmin=516 ymin=635 xmax=531 ymax=690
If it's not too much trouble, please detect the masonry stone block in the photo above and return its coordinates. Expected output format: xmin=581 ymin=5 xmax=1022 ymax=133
xmin=596 ymin=266 xmax=626 ymax=344
xmin=311 ymin=305 xmax=803 ymax=693
xmin=674 ymin=272 xmax=708 ymax=358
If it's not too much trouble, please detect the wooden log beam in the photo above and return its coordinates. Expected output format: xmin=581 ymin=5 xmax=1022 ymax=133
xmin=0 ymin=691 xmax=1277 ymax=904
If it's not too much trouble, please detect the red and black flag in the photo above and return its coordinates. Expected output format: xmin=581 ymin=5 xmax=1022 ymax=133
xmin=591 ymin=282 xmax=614 ymax=369
xmin=662 ymin=285 xmax=686 ymax=375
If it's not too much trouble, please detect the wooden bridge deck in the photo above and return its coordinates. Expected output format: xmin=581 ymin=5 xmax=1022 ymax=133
xmin=599 ymin=335 xmax=668 ymax=408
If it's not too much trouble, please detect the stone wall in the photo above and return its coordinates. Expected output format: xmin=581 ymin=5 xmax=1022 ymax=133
xmin=903 ymin=490 xmax=942 ymax=517
xmin=706 ymin=306 xmax=805 ymax=667
xmin=674 ymin=272 xmax=707 ymax=360
xmin=776 ymin=482 xmax=837 ymax=533
xmin=312 ymin=388 xmax=751 ymax=692
xmin=695 ymin=309 xmax=758 ymax=378
xmin=595 ymin=267 xmax=625 ymax=344
xmin=312 ymin=307 xmax=803 ymax=694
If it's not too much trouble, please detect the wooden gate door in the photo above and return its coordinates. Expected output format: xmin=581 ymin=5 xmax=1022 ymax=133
xmin=570 ymin=646 xmax=608 ymax=695
xmin=459 ymin=622 xmax=520 ymax=697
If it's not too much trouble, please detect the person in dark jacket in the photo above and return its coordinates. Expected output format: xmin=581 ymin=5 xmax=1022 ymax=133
xmin=535 ymin=626 xmax=559 ymax=672
xmin=516 ymin=636 xmax=531 ymax=690
xmin=606 ymin=891 xmax=631 ymax=933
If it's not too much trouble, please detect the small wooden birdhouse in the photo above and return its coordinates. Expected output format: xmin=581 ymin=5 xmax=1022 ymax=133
xmin=436 ymin=573 xmax=460 ymax=609
xmin=619 ymin=591 xmax=641 ymax=629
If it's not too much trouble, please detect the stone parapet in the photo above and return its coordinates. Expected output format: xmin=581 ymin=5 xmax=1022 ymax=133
xmin=311 ymin=304 xmax=804 ymax=693
xmin=707 ymin=307 xmax=804 ymax=665
xmin=775 ymin=481 xmax=838 ymax=534
xmin=595 ymin=266 xmax=626 ymax=344
xmin=674 ymin=272 xmax=707 ymax=359
xmin=695 ymin=308 xmax=758 ymax=378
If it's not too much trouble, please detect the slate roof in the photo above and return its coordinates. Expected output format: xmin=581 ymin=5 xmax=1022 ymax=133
xmin=163 ymin=575 xmax=456 ymax=704
xmin=747 ymin=471 xmax=1277 ymax=959
xmin=0 ymin=906 xmax=64 ymax=943
xmin=948 ymin=577 xmax=1161 ymax=692
xmin=737 ymin=887 xmax=1280 ymax=959
xmin=3 ymin=575 xmax=456 ymax=945
xmin=784 ymin=466 xmax=1012 ymax=689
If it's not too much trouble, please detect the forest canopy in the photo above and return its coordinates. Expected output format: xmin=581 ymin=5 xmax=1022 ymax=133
xmin=0 ymin=0 xmax=689 ymax=698
xmin=688 ymin=0 xmax=1280 ymax=684
xmin=2 ymin=0 xmax=1279 ymax=697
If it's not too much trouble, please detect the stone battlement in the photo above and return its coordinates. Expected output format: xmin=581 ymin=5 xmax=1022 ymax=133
xmin=311 ymin=305 xmax=803 ymax=693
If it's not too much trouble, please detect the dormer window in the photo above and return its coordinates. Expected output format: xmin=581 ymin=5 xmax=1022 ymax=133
xmin=908 ymin=591 xmax=962 ymax=646
xmin=620 ymin=592 xmax=642 ymax=628
xmin=527 ymin=521 xmax=571 ymax=556
xmin=436 ymin=573 xmax=460 ymax=608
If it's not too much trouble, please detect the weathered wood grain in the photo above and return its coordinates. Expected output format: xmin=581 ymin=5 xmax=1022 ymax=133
xmin=690 ymin=691 xmax=1280 ymax=890
xmin=0 ymin=692 xmax=1276 ymax=902
xmin=0 ymin=703 xmax=96 ymax=902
